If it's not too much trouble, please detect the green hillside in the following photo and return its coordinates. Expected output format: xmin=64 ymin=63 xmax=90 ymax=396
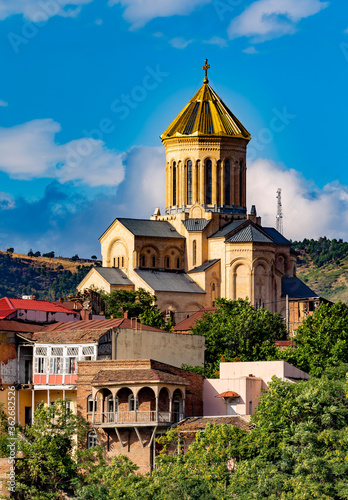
xmin=0 ymin=251 xmax=93 ymax=300
xmin=293 ymin=237 xmax=348 ymax=303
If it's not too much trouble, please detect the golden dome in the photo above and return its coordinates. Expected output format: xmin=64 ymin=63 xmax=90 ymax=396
xmin=161 ymin=82 xmax=251 ymax=141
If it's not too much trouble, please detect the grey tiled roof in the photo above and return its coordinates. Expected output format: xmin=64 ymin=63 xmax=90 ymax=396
xmin=262 ymin=228 xmax=291 ymax=245
xmin=282 ymin=276 xmax=318 ymax=299
xmin=182 ymin=219 xmax=211 ymax=232
xmin=209 ymin=220 xmax=246 ymax=238
xmin=226 ymin=225 xmax=272 ymax=243
xmin=134 ymin=270 xmax=206 ymax=294
xmin=188 ymin=259 xmax=220 ymax=273
xmin=116 ymin=218 xmax=184 ymax=238
xmin=95 ymin=267 xmax=134 ymax=286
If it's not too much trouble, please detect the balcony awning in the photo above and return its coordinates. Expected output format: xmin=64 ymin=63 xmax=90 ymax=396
xmin=216 ymin=391 xmax=240 ymax=398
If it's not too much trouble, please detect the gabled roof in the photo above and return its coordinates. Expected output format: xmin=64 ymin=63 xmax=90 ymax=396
xmin=188 ymin=259 xmax=220 ymax=274
xmin=161 ymin=83 xmax=250 ymax=141
xmin=182 ymin=219 xmax=211 ymax=232
xmin=134 ymin=270 xmax=206 ymax=294
xmin=226 ymin=225 xmax=273 ymax=244
xmin=100 ymin=218 xmax=184 ymax=240
xmin=208 ymin=220 xmax=246 ymax=239
xmin=19 ymin=328 xmax=110 ymax=344
xmin=281 ymin=276 xmax=319 ymax=299
xmin=0 ymin=297 xmax=79 ymax=317
xmin=94 ymin=267 xmax=134 ymax=286
xmin=174 ymin=307 xmax=216 ymax=332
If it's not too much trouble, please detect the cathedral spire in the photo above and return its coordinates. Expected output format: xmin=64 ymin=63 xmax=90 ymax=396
xmin=202 ymin=58 xmax=210 ymax=84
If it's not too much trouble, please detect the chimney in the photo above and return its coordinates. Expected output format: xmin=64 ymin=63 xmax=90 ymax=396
xmin=123 ymin=310 xmax=129 ymax=319
xmin=59 ymin=297 xmax=64 ymax=303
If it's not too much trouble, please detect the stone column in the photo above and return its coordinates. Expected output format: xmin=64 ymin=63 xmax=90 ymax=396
xmin=155 ymin=397 xmax=159 ymax=422
xmin=169 ymin=397 xmax=173 ymax=422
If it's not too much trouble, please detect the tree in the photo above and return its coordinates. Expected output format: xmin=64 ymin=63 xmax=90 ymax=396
xmin=34 ymin=251 xmax=41 ymax=257
xmin=101 ymin=288 xmax=170 ymax=330
xmin=279 ymin=301 xmax=348 ymax=376
xmin=191 ymin=298 xmax=287 ymax=377
xmin=27 ymin=249 xmax=34 ymax=257
xmin=71 ymin=254 xmax=79 ymax=261
xmin=91 ymin=255 xmax=97 ymax=260
xmin=15 ymin=400 xmax=91 ymax=500
xmin=42 ymin=251 xmax=55 ymax=258
xmin=226 ymin=365 xmax=348 ymax=499
xmin=6 ymin=247 xmax=14 ymax=254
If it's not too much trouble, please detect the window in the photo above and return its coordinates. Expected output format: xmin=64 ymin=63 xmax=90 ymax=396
xmin=205 ymin=159 xmax=212 ymax=204
xmin=122 ymin=256 xmax=124 ymax=267
xmin=128 ymin=395 xmax=138 ymax=412
xmin=87 ymin=430 xmax=97 ymax=449
xmin=82 ymin=346 xmax=94 ymax=356
xmin=117 ymin=257 xmax=120 ymax=268
xmin=186 ymin=160 xmax=192 ymax=204
xmin=249 ymin=401 xmax=252 ymax=414
xmin=224 ymin=160 xmax=230 ymax=205
xmin=176 ymin=257 xmax=180 ymax=269
xmin=166 ymin=256 xmax=170 ymax=268
xmin=51 ymin=347 xmax=63 ymax=357
xmin=37 ymin=357 xmax=45 ymax=374
xmin=113 ymin=257 xmax=116 ymax=267
xmin=239 ymin=160 xmax=243 ymax=206
xmin=51 ymin=357 xmax=63 ymax=374
xmin=152 ymin=256 xmax=156 ymax=267
xmin=173 ymin=162 xmax=177 ymax=205
xmin=87 ymin=395 xmax=97 ymax=413
xmin=141 ymin=255 xmax=146 ymax=267
xmin=68 ymin=357 xmax=76 ymax=374
xmin=67 ymin=347 xmax=78 ymax=356
xmin=193 ymin=240 xmax=197 ymax=266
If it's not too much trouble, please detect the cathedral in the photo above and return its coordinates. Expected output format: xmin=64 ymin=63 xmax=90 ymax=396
xmin=78 ymin=60 xmax=317 ymax=325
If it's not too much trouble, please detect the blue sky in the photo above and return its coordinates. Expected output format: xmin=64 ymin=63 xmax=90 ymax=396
xmin=0 ymin=0 xmax=347 ymax=258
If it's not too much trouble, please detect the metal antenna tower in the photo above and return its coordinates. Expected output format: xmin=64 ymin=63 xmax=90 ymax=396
xmin=276 ymin=188 xmax=283 ymax=234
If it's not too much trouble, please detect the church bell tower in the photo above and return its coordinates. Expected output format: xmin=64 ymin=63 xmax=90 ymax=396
xmin=160 ymin=60 xmax=251 ymax=219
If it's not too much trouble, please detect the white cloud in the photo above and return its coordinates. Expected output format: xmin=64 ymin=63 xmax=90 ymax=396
xmin=0 ymin=100 xmax=8 ymax=107
xmin=0 ymin=0 xmax=93 ymax=21
xmin=243 ymin=46 xmax=258 ymax=54
xmin=248 ymin=158 xmax=348 ymax=241
xmin=0 ymin=192 xmax=15 ymax=210
xmin=204 ymin=36 xmax=228 ymax=48
xmin=0 ymin=119 xmax=125 ymax=187
xmin=109 ymin=0 xmax=211 ymax=29
xmin=95 ymin=18 xmax=103 ymax=25
xmin=169 ymin=37 xmax=194 ymax=49
xmin=228 ymin=0 xmax=329 ymax=43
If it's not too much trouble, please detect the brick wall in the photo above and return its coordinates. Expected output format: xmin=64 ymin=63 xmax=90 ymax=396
xmin=0 ymin=458 xmax=11 ymax=498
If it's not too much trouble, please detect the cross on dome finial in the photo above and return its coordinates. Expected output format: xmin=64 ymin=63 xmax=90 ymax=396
xmin=202 ymin=58 xmax=210 ymax=83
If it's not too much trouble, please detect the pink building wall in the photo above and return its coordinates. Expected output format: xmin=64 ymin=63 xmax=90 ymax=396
xmin=204 ymin=361 xmax=309 ymax=417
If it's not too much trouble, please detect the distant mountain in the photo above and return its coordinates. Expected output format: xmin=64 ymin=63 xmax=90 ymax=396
xmin=293 ymin=237 xmax=348 ymax=303
xmin=0 ymin=251 xmax=94 ymax=300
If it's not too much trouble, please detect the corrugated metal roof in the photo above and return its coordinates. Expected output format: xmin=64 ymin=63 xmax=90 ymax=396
xmin=209 ymin=220 xmax=246 ymax=239
xmin=182 ymin=219 xmax=211 ymax=232
xmin=188 ymin=259 xmax=220 ymax=274
xmin=41 ymin=318 xmax=164 ymax=333
xmin=281 ymin=277 xmax=318 ymax=299
xmin=135 ymin=270 xmax=206 ymax=294
xmin=262 ymin=228 xmax=291 ymax=245
xmin=95 ymin=267 xmax=134 ymax=286
xmin=226 ymin=225 xmax=273 ymax=243
xmin=0 ymin=320 xmax=43 ymax=333
xmin=161 ymin=83 xmax=250 ymax=140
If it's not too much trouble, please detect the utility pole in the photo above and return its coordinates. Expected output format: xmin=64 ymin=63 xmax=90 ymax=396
xmin=276 ymin=188 xmax=283 ymax=234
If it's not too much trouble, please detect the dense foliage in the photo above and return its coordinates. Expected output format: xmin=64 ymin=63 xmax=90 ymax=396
xmin=101 ymin=288 xmax=173 ymax=330
xmin=191 ymin=298 xmax=287 ymax=377
xmin=293 ymin=236 xmax=348 ymax=268
xmin=279 ymin=301 xmax=348 ymax=376
xmin=0 ymin=252 xmax=91 ymax=300
xmin=73 ymin=365 xmax=348 ymax=500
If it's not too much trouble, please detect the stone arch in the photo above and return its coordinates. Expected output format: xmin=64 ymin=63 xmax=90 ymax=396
xmin=107 ymin=238 xmax=128 ymax=269
xmin=139 ymin=244 xmax=159 ymax=269
xmin=163 ymin=246 xmax=183 ymax=270
xmin=136 ymin=386 xmax=156 ymax=413
xmin=275 ymin=253 xmax=288 ymax=275
xmin=158 ymin=387 xmax=170 ymax=413
xmin=253 ymin=260 xmax=270 ymax=309
xmin=210 ymin=277 xmax=219 ymax=305
xmin=230 ymin=259 xmax=252 ymax=300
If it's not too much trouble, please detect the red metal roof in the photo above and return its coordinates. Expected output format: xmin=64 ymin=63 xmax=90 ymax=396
xmin=0 ymin=309 xmax=17 ymax=320
xmin=216 ymin=391 xmax=240 ymax=398
xmin=174 ymin=307 xmax=216 ymax=332
xmin=0 ymin=320 xmax=43 ymax=332
xmin=0 ymin=297 xmax=79 ymax=315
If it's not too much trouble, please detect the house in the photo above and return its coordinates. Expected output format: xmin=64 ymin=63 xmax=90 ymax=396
xmin=0 ymin=297 xmax=80 ymax=323
xmin=204 ymin=360 xmax=309 ymax=418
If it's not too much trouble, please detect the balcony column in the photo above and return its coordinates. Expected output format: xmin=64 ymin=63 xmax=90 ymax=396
xmin=113 ymin=397 xmax=117 ymax=423
xmin=182 ymin=398 xmax=186 ymax=420
xmin=31 ymin=388 xmax=35 ymax=425
xmin=169 ymin=397 xmax=173 ymax=422
xmin=155 ymin=397 xmax=159 ymax=422
xmin=92 ymin=397 xmax=96 ymax=424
